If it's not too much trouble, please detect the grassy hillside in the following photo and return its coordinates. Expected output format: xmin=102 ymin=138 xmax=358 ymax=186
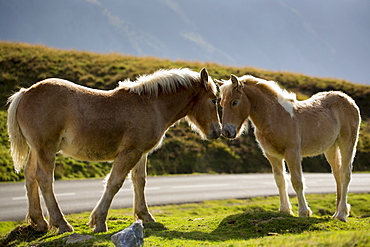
xmin=0 ymin=41 xmax=369 ymax=181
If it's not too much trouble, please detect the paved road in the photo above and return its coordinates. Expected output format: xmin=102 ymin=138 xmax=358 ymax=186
xmin=1 ymin=173 xmax=369 ymax=221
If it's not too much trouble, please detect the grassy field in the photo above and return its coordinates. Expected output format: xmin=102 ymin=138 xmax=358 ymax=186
xmin=0 ymin=193 xmax=369 ymax=246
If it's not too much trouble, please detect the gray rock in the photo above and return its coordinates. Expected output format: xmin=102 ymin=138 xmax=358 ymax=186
xmin=111 ymin=220 xmax=144 ymax=247
xmin=65 ymin=233 xmax=93 ymax=244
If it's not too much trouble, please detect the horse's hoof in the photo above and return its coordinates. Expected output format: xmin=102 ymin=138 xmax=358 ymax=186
xmin=35 ymin=222 xmax=50 ymax=232
xmin=58 ymin=224 xmax=74 ymax=234
xmin=136 ymin=213 xmax=156 ymax=223
xmin=93 ymin=223 xmax=108 ymax=233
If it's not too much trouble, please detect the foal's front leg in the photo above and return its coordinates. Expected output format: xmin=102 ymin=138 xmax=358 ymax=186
xmin=89 ymin=150 xmax=142 ymax=233
xmin=285 ymin=151 xmax=312 ymax=217
xmin=131 ymin=154 xmax=155 ymax=222
xmin=265 ymin=154 xmax=293 ymax=215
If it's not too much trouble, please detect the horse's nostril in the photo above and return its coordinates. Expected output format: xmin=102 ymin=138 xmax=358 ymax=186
xmin=222 ymin=125 xmax=237 ymax=139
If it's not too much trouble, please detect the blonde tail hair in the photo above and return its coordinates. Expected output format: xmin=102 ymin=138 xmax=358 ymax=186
xmin=7 ymin=89 xmax=28 ymax=173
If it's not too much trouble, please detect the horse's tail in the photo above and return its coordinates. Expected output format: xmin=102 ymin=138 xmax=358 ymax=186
xmin=7 ymin=89 xmax=28 ymax=173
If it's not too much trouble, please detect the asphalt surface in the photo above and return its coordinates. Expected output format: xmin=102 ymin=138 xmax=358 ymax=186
xmin=1 ymin=173 xmax=369 ymax=221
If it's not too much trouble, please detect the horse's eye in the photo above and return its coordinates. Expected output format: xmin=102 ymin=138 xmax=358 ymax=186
xmin=211 ymin=99 xmax=217 ymax=105
xmin=232 ymin=100 xmax=239 ymax=106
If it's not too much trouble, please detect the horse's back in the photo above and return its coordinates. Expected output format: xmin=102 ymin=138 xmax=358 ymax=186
xmin=16 ymin=79 xmax=112 ymax=150
xmin=15 ymin=78 xmax=164 ymax=161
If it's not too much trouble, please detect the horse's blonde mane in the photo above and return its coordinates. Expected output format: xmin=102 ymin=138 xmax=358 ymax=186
xmin=119 ymin=68 xmax=215 ymax=96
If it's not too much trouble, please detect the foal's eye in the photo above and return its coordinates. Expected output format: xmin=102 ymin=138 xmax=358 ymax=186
xmin=211 ymin=99 xmax=217 ymax=105
xmin=232 ymin=100 xmax=239 ymax=106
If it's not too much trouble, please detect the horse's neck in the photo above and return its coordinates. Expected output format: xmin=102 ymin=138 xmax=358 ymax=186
xmin=246 ymin=87 xmax=280 ymax=131
xmin=156 ymin=88 xmax=197 ymax=128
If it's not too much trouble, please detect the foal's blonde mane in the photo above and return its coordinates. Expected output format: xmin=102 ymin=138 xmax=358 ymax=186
xmin=119 ymin=68 xmax=216 ymax=96
xmin=221 ymin=75 xmax=296 ymax=117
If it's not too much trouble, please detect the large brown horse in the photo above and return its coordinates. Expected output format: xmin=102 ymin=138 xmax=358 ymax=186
xmin=217 ymin=74 xmax=360 ymax=222
xmin=7 ymin=68 xmax=221 ymax=233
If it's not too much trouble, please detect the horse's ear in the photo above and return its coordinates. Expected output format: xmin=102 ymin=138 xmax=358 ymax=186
xmin=200 ymin=67 xmax=209 ymax=84
xmin=230 ymin=74 xmax=242 ymax=88
xmin=214 ymin=79 xmax=224 ymax=87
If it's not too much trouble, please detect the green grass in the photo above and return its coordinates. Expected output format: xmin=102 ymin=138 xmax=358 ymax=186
xmin=1 ymin=193 xmax=369 ymax=246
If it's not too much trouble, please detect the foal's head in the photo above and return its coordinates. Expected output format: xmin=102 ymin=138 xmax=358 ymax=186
xmin=216 ymin=75 xmax=251 ymax=139
xmin=186 ymin=68 xmax=221 ymax=140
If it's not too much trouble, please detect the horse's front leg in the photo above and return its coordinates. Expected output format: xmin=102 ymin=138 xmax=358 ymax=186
xmin=285 ymin=151 xmax=312 ymax=217
xmin=131 ymin=154 xmax=155 ymax=222
xmin=36 ymin=150 xmax=73 ymax=233
xmin=25 ymin=150 xmax=49 ymax=232
xmin=89 ymin=150 xmax=142 ymax=233
xmin=265 ymin=153 xmax=293 ymax=215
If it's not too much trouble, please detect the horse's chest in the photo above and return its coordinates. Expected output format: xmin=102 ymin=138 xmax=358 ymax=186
xmin=254 ymin=130 xmax=288 ymax=157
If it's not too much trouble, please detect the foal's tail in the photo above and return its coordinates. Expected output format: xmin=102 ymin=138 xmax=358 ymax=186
xmin=7 ymin=89 xmax=28 ymax=173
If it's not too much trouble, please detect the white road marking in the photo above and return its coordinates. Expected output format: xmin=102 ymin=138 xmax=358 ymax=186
xmin=12 ymin=192 xmax=76 ymax=200
xmin=120 ymin=187 xmax=160 ymax=192
xmin=172 ymin=184 xmax=229 ymax=189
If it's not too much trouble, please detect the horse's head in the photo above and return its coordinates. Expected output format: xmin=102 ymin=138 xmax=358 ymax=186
xmin=186 ymin=68 xmax=221 ymax=140
xmin=216 ymin=74 xmax=250 ymax=139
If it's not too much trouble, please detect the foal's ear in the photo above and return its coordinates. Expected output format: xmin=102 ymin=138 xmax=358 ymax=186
xmin=230 ymin=74 xmax=242 ymax=88
xmin=200 ymin=67 xmax=209 ymax=84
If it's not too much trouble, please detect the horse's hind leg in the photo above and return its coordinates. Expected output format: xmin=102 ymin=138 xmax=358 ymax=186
xmin=285 ymin=150 xmax=312 ymax=217
xmin=35 ymin=149 xmax=73 ymax=233
xmin=89 ymin=150 xmax=142 ymax=233
xmin=265 ymin=154 xmax=293 ymax=215
xmin=25 ymin=149 xmax=49 ymax=232
xmin=132 ymin=154 xmax=155 ymax=222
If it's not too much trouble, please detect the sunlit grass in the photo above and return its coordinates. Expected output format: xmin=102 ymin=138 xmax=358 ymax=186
xmin=1 ymin=193 xmax=369 ymax=246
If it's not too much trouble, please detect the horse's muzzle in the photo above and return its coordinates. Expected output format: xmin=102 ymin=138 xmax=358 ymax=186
xmin=207 ymin=123 xmax=221 ymax=139
xmin=221 ymin=124 xmax=237 ymax=139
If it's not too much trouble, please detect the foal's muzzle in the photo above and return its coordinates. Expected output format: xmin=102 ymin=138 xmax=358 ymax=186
xmin=207 ymin=123 xmax=221 ymax=140
xmin=221 ymin=124 xmax=237 ymax=139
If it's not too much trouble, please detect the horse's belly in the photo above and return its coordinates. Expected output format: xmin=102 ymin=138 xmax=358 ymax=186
xmin=59 ymin=139 xmax=118 ymax=162
xmin=301 ymin=134 xmax=337 ymax=157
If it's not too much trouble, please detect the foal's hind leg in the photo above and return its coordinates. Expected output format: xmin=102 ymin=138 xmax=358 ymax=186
xmin=35 ymin=150 xmax=73 ymax=233
xmin=89 ymin=150 xmax=142 ymax=233
xmin=265 ymin=154 xmax=293 ymax=215
xmin=25 ymin=150 xmax=49 ymax=232
xmin=285 ymin=150 xmax=312 ymax=217
xmin=324 ymin=144 xmax=342 ymax=216
xmin=132 ymin=154 xmax=155 ymax=222
xmin=334 ymin=142 xmax=356 ymax=222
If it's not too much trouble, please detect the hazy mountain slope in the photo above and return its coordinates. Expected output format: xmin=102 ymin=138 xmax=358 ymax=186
xmin=0 ymin=0 xmax=369 ymax=84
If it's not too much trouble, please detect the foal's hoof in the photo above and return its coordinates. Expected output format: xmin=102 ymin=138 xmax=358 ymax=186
xmin=333 ymin=212 xmax=348 ymax=222
xmin=298 ymin=208 xmax=312 ymax=218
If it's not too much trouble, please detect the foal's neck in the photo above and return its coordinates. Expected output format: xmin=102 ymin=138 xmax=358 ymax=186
xmin=245 ymin=86 xmax=284 ymax=131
